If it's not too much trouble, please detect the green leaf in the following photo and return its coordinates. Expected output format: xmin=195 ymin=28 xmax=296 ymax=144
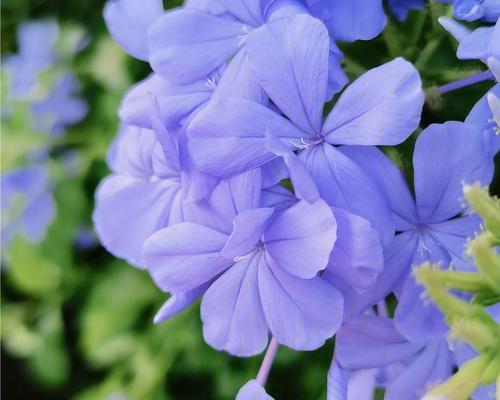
xmin=7 ymin=236 xmax=63 ymax=297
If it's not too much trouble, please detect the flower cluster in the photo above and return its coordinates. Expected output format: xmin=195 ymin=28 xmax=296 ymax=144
xmin=1 ymin=20 xmax=88 ymax=253
xmin=414 ymin=184 xmax=500 ymax=400
xmin=96 ymin=1 xmax=499 ymax=399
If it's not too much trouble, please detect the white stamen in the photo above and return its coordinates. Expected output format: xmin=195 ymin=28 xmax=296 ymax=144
xmin=205 ymin=77 xmax=217 ymax=90
xmin=236 ymin=25 xmax=251 ymax=47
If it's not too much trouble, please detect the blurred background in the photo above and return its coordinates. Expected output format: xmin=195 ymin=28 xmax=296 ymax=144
xmin=1 ymin=1 xmax=496 ymax=399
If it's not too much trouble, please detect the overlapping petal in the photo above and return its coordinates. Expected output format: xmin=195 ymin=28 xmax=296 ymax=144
xmin=143 ymin=223 xmax=232 ymax=293
xmin=299 ymin=143 xmax=395 ymax=245
xmin=103 ymin=0 xmax=163 ymax=60
xmin=457 ymin=20 xmax=499 ymax=61
xmin=336 ymin=316 xmax=422 ymax=369
xmin=340 ymin=146 xmax=418 ymax=231
xmin=259 ymin=256 xmax=343 ymax=350
xmin=221 ymin=208 xmax=274 ymax=259
xmin=264 ymin=199 xmax=337 ymax=279
xmin=188 ymin=97 xmax=302 ymax=177
xmin=216 ymin=0 xmax=267 ymax=26
xmin=201 ymin=251 xmax=268 ymax=356
xmin=385 ymin=340 xmax=452 ymax=400
xmin=325 ymin=208 xmax=383 ymax=293
xmin=154 ymin=282 xmax=210 ymax=323
xmin=320 ymin=0 xmax=386 ymax=42
xmin=323 ymin=58 xmax=424 ymax=146
xmin=342 ymin=231 xmax=418 ymax=318
xmin=119 ymin=73 xmax=213 ymax=129
xmin=246 ymin=13 xmax=329 ymax=134
xmin=427 ymin=215 xmax=482 ymax=271
xmin=413 ymin=121 xmax=494 ymax=223
xmin=94 ymin=178 xmax=182 ymax=266
xmin=148 ymin=10 xmax=248 ymax=83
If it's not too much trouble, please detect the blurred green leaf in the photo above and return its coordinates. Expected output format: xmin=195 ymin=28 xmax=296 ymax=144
xmin=80 ymin=263 xmax=157 ymax=367
xmin=7 ymin=236 xmax=63 ymax=296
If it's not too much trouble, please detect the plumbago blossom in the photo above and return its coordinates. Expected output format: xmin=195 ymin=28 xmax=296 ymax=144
xmin=440 ymin=16 xmax=500 ymax=153
xmin=95 ymin=0 xmax=499 ymax=399
xmin=328 ymin=121 xmax=494 ymax=400
xmin=1 ymin=20 xmax=87 ymax=254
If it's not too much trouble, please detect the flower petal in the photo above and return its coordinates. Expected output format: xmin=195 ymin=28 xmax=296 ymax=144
xmin=259 ymin=256 xmax=343 ymax=350
xmin=299 ymin=143 xmax=395 ymax=245
xmin=385 ymin=340 xmax=452 ymax=400
xmin=413 ymin=121 xmax=494 ymax=223
xmin=188 ymin=97 xmax=302 ymax=177
xmin=264 ymin=199 xmax=337 ymax=279
xmin=246 ymin=13 xmax=329 ymax=134
xmin=265 ymin=131 xmax=319 ymax=203
xmin=184 ymin=169 xmax=263 ymax=234
xmin=457 ymin=24 xmax=497 ymax=61
xmin=153 ymin=282 xmax=210 ymax=323
xmin=389 ymin=0 xmax=425 ymax=21
xmin=438 ymin=17 xmax=471 ymax=42
xmin=340 ymin=146 xmax=418 ymax=231
xmin=20 ymin=190 xmax=56 ymax=243
xmin=148 ymin=9 xmax=247 ymax=82
xmin=236 ymin=380 xmax=274 ymax=400
xmin=221 ymin=208 xmax=274 ymax=259
xmin=93 ymin=177 xmax=181 ymax=266
xmin=143 ymin=223 xmax=231 ymax=292
xmin=394 ymin=273 xmax=448 ymax=343
xmin=325 ymin=208 xmax=383 ymax=293
xmin=321 ymin=0 xmax=386 ymax=42
xmin=212 ymin=49 xmax=266 ymax=104
xmin=119 ymin=73 xmax=212 ymax=129
xmin=327 ymin=361 xmax=348 ymax=400
xmin=217 ymin=0 xmax=267 ymax=26
xmin=327 ymin=359 xmax=378 ymax=400
xmin=323 ymin=58 xmax=423 ymax=146
xmin=427 ymin=215 xmax=481 ymax=271
xmin=103 ymin=0 xmax=163 ymax=60
xmin=466 ymin=84 xmax=500 ymax=156
xmin=336 ymin=316 xmax=422 ymax=369
xmin=201 ymin=251 xmax=268 ymax=356
xmin=342 ymin=231 xmax=418 ymax=318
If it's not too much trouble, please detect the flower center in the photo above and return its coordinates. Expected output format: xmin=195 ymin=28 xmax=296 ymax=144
xmin=289 ymin=135 xmax=325 ymax=150
xmin=237 ymin=25 xmax=252 ymax=47
xmin=232 ymin=241 xmax=264 ymax=262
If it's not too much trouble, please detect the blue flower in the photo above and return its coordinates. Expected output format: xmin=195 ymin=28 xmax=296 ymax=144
xmin=1 ymin=165 xmax=56 ymax=252
xmin=142 ymin=168 xmax=343 ymax=356
xmin=93 ymin=123 xmax=205 ymax=267
xmin=30 ymin=74 xmax=88 ymax=135
xmin=104 ymin=0 xmax=391 ymax=98
xmin=3 ymin=20 xmax=58 ymax=99
xmin=103 ymin=0 xmax=164 ymax=61
xmin=188 ymin=15 xmax=424 ymax=246
xmin=439 ymin=17 xmax=499 ymax=63
xmin=452 ymin=0 xmax=500 ymax=22
xmin=388 ymin=0 xmax=425 ymax=21
xmin=338 ymin=121 xmax=495 ymax=341
xmin=332 ymin=315 xmax=453 ymax=400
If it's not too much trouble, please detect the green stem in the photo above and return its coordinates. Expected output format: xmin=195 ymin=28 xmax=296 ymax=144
xmin=423 ymin=353 xmax=494 ymax=400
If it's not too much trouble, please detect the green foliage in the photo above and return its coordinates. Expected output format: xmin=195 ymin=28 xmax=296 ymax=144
xmin=415 ymin=185 xmax=500 ymax=400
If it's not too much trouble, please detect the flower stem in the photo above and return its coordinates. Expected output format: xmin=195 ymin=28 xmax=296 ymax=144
xmin=256 ymin=337 xmax=280 ymax=386
xmin=437 ymin=71 xmax=494 ymax=94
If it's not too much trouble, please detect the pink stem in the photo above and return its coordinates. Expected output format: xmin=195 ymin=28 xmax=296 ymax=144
xmin=256 ymin=337 xmax=280 ymax=386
